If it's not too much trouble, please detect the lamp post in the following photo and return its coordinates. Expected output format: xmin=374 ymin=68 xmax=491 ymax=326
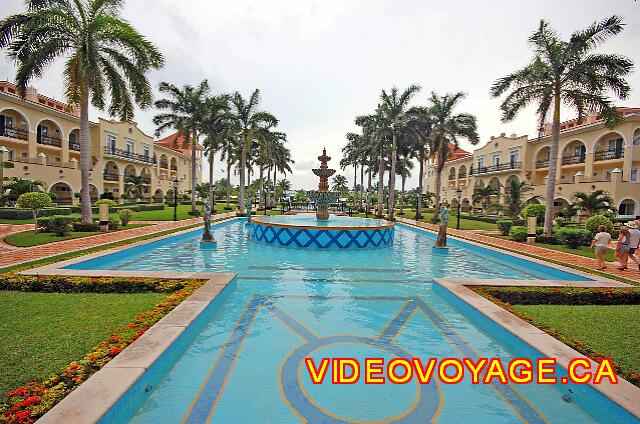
xmin=0 ymin=146 xmax=8 ymax=207
xmin=172 ymin=178 xmax=179 ymax=221
xmin=455 ymin=187 xmax=462 ymax=230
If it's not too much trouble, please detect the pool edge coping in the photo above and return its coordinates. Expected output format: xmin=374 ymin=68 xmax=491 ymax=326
xmin=432 ymin=278 xmax=640 ymax=420
xmin=35 ymin=271 xmax=237 ymax=424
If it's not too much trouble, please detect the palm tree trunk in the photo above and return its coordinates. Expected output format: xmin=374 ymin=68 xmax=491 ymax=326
xmin=191 ymin=129 xmax=198 ymax=213
xmin=433 ymin=149 xmax=445 ymax=223
xmin=544 ymin=95 xmax=561 ymax=235
xmin=400 ymin=173 xmax=406 ymax=214
xmin=273 ymin=166 xmax=277 ymax=206
xmin=359 ymin=165 xmax=364 ymax=211
xmin=377 ymin=154 xmax=385 ymax=218
xmin=366 ymin=165 xmax=372 ymax=213
xmin=266 ymin=166 xmax=271 ymax=208
xmin=208 ymin=147 xmax=215 ymax=210
xmin=259 ymin=164 xmax=264 ymax=210
xmin=238 ymin=137 xmax=247 ymax=215
xmin=226 ymin=160 xmax=231 ymax=208
xmin=79 ymin=89 xmax=92 ymax=223
xmin=387 ymin=134 xmax=397 ymax=220
xmin=353 ymin=164 xmax=357 ymax=208
xmin=416 ymin=152 xmax=424 ymax=219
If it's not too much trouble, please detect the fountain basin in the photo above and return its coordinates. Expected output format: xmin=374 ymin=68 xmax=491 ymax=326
xmin=250 ymin=213 xmax=394 ymax=249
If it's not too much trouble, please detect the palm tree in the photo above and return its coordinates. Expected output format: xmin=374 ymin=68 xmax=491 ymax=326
xmin=332 ymin=175 xmax=349 ymax=195
xmin=429 ymin=92 xmax=480 ymax=222
xmin=220 ymin=132 xmax=240 ymax=208
xmin=396 ymin=157 xmax=414 ymax=215
xmin=4 ymin=177 xmax=46 ymax=203
xmin=201 ymin=95 xmax=232 ymax=209
xmin=0 ymin=0 xmax=164 ymax=223
xmin=154 ymin=80 xmax=210 ymax=214
xmin=503 ymin=179 xmax=536 ymax=219
xmin=473 ymin=186 xmax=498 ymax=215
xmin=378 ymin=85 xmax=421 ymax=219
xmin=491 ymin=16 xmax=633 ymax=234
xmin=573 ymin=190 xmax=615 ymax=216
xmin=125 ymin=175 xmax=149 ymax=201
xmin=195 ymin=182 xmax=210 ymax=201
xmin=229 ymin=90 xmax=277 ymax=215
xmin=276 ymin=179 xmax=291 ymax=202
xmin=405 ymin=106 xmax=433 ymax=219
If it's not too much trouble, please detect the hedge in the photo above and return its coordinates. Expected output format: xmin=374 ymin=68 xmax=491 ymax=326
xmin=0 ymin=274 xmax=195 ymax=294
xmin=496 ymin=220 xmax=513 ymax=236
xmin=0 ymin=207 xmax=73 ymax=220
xmin=555 ymin=227 xmax=591 ymax=248
xmin=461 ymin=214 xmax=501 ymax=224
xmin=471 ymin=286 xmax=640 ymax=306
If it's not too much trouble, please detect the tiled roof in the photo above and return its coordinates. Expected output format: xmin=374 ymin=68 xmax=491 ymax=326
xmin=155 ymin=132 xmax=203 ymax=153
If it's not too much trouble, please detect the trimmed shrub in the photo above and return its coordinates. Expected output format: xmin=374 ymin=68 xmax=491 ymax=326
xmin=108 ymin=220 xmax=120 ymax=230
xmin=521 ymin=204 xmax=546 ymax=225
xmin=94 ymin=199 xmax=117 ymax=209
xmin=555 ymin=227 xmax=591 ymax=248
xmin=72 ymin=221 xmax=100 ymax=232
xmin=138 ymin=203 xmax=164 ymax=211
xmin=36 ymin=217 xmax=54 ymax=232
xmin=509 ymin=226 xmax=528 ymax=242
xmin=473 ymin=286 xmax=640 ymax=306
xmin=585 ymin=214 xmax=613 ymax=236
xmin=50 ymin=216 xmax=75 ymax=236
xmin=0 ymin=207 xmax=73 ymax=220
xmin=118 ymin=209 xmax=134 ymax=226
xmin=535 ymin=234 xmax=560 ymax=245
xmin=496 ymin=220 xmax=513 ymax=236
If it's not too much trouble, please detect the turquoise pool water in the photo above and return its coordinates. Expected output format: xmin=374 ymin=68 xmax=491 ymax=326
xmin=68 ymin=219 xmax=636 ymax=423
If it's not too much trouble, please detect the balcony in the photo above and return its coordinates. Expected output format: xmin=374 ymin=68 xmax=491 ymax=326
xmin=160 ymin=161 xmax=169 ymax=169
xmin=448 ymin=174 xmax=456 ymax=180
xmin=103 ymin=173 xmax=119 ymax=182
xmin=594 ymin=149 xmax=623 ymax=161
xmin=470 ymin=161 xmax=522 ymax=175
xmin=561 ymin=155 xmax=585 ymax=165
xmin=69 ymin=141 xmax=80 ymax=151
xmin=170 ymin=164 xmax=178 ymax=171
xmin=458 ymin=172 xmax=467 ymax=179
xmin=535 ymin=159 xmax=549 ymax=169
xmin=37 ymin=133 xmax=62 ymax=148
xmin=1 ymin=126 xmax=28 ymax=141
xmin=104 ymin=146 xmax=156 ymax=164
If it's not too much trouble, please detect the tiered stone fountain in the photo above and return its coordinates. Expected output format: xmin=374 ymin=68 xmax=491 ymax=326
xmin=307 ymin=148 xmax=339 ymax=220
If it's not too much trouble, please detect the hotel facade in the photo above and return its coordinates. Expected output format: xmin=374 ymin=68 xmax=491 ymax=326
xmin=423 ymin=109 xmax=640 ymax=218
xmin=0 ymin=82 xmax=201 ymax=205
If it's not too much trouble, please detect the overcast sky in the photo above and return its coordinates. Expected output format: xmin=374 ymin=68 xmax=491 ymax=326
xmin=1 ymin=0 xmax=639 ymax=189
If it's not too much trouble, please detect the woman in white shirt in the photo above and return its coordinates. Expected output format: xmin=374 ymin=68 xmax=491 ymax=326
xmin=590 ymin=225 xmax=611 ymax=270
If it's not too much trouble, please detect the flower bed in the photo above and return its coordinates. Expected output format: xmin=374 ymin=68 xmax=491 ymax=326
xmin=0 ymin=276 xmax=204 ymax=423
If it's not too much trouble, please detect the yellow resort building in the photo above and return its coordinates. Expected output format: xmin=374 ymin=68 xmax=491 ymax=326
xmin=0 ymin=81 xmax=202 ymax=204
xmin=424 ymin=109 xmax=640 ymax=218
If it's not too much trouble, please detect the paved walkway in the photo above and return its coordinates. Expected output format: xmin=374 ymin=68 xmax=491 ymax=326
xmin=0 ymin=213 xmax=235 ymax=268
xmin=398 ymin=217 xmax=640 ymax=283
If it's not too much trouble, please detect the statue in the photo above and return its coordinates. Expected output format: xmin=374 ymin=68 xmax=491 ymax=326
xmin=435 ymin=205 xmax=449 ymax=248
xmin=200 ymin=203 xmax=216 ymax=248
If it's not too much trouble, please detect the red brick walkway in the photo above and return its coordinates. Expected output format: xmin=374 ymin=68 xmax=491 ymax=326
xmin=398 ymin=218 xmax=640 ymax=283
xmin=0 ymin=213 xmax=235 ymax=268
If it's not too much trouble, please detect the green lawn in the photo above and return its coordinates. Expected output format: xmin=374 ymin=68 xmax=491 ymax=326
xmin=4 ymin=224 xmax=149 ymax=247
xmin=513 ymin=304 xmax=640 ymax=375
xmin=0 ymin=291 xmax=165 ymax=395
xmin=397 ymin=209 xmax=497 ymax=231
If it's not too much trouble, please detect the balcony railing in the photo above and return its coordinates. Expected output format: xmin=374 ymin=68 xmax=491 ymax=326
xmin=561 ymin=155 xmax=585 ymax=165
xmin=470 ymin=161 xmax=522 ymax=175
xmin=69 ymin=141 xmax=80 ymax=151
xmin=160 ymin=161 xmax=169 ymax=169
xmin=1 ymin=126 xmax=28 ymax=141
xmin=103 ymin=173 xmax=119 ymax=181
xmin=37 ymin=133 xmax=62 ymax=147
xmin=448 ymin=174 xmax=456 ymax=180
xmin=104 ymin=146 xmax=156 ymax=164
xmin=170 ymin=164 xmax=178 ymax=171
xmin=594 ymin=149 xmax=623 ymax=161
xmin=535 ymin=159 xmax=549 ymax=169
xmin=458 ymin=172 xmax=467 ymax=179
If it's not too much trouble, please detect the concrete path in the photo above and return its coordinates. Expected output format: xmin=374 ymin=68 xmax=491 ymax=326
xmin=0 ymin=213 xmax=235 ymax=268
xmin=398 ymin=217 xmax=640 ymax=283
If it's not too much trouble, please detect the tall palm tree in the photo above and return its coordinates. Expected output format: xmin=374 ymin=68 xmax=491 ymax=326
xmin=220 ymin=132 xmax=240 ymax=208
xmin=491 ymin=16 xmax=633 ymax=234
xmin=572 ymin=189 xmax=615 ymax=216
xmin=229 ymin=90 xmax=277 ymax=215
xmin=503 ymin=179 xmax=536 ymax=219
xmin=201 ymin=95 xmax=232 ymax=209
xmin=473 ymin=186 xmax=498 ymax=215
xmin=429 ymin=92 xmax=479 ymax=222
xmin=256 ymin=128 xmax=286 ymax=210
xmin=276 ymin=178 xmax=291 ymax=202
xmin=332 ymin=174 xmax=349 ymax=195
xmin=405 ymin=106 xmax=433 ymax=219
xmin=396 ymin=157 xmax=414 ymax=215
xmin=154 ymin=80 xmax=209 ymax=214
xmin=0 ymin=0 xmax=164 ymax=222
xmin=378 ymin=84 xmax=421 ymax=219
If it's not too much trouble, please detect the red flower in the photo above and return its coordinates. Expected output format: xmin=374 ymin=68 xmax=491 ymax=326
xmin=108 ymin=347 xmax=121 ymax=357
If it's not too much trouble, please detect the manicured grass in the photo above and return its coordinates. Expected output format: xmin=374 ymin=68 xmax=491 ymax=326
xmin=0 ymin=291 xmax=166 ymax=395
xmin=513 ymin=304 xmax=640 ymax=376
xmin=4 ymin=224 xmax=149 ymax=247
xmin=484 ymin=234 xmax=616 ymax=262
xmin=398 ymin=209 xmax=497 ymax=231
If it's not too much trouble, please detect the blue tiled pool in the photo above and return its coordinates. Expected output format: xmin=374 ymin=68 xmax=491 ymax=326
xmin=67 ymin=218 xmax=636 ymax=423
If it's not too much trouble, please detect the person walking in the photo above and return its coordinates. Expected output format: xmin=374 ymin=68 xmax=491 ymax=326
xmin=615 ymin=225 xmax=631 ymax=270
xmin=626 ymin=222 xmax=640 ymax=271
xmin=590 ymin=225 xmax=611 ymax=271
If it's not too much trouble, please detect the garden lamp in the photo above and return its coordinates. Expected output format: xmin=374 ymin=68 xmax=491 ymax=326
xmin=455 ymin=187 xmax=463 ymax=230
xmin=173 ymin=178 xmax=179 ymax=221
